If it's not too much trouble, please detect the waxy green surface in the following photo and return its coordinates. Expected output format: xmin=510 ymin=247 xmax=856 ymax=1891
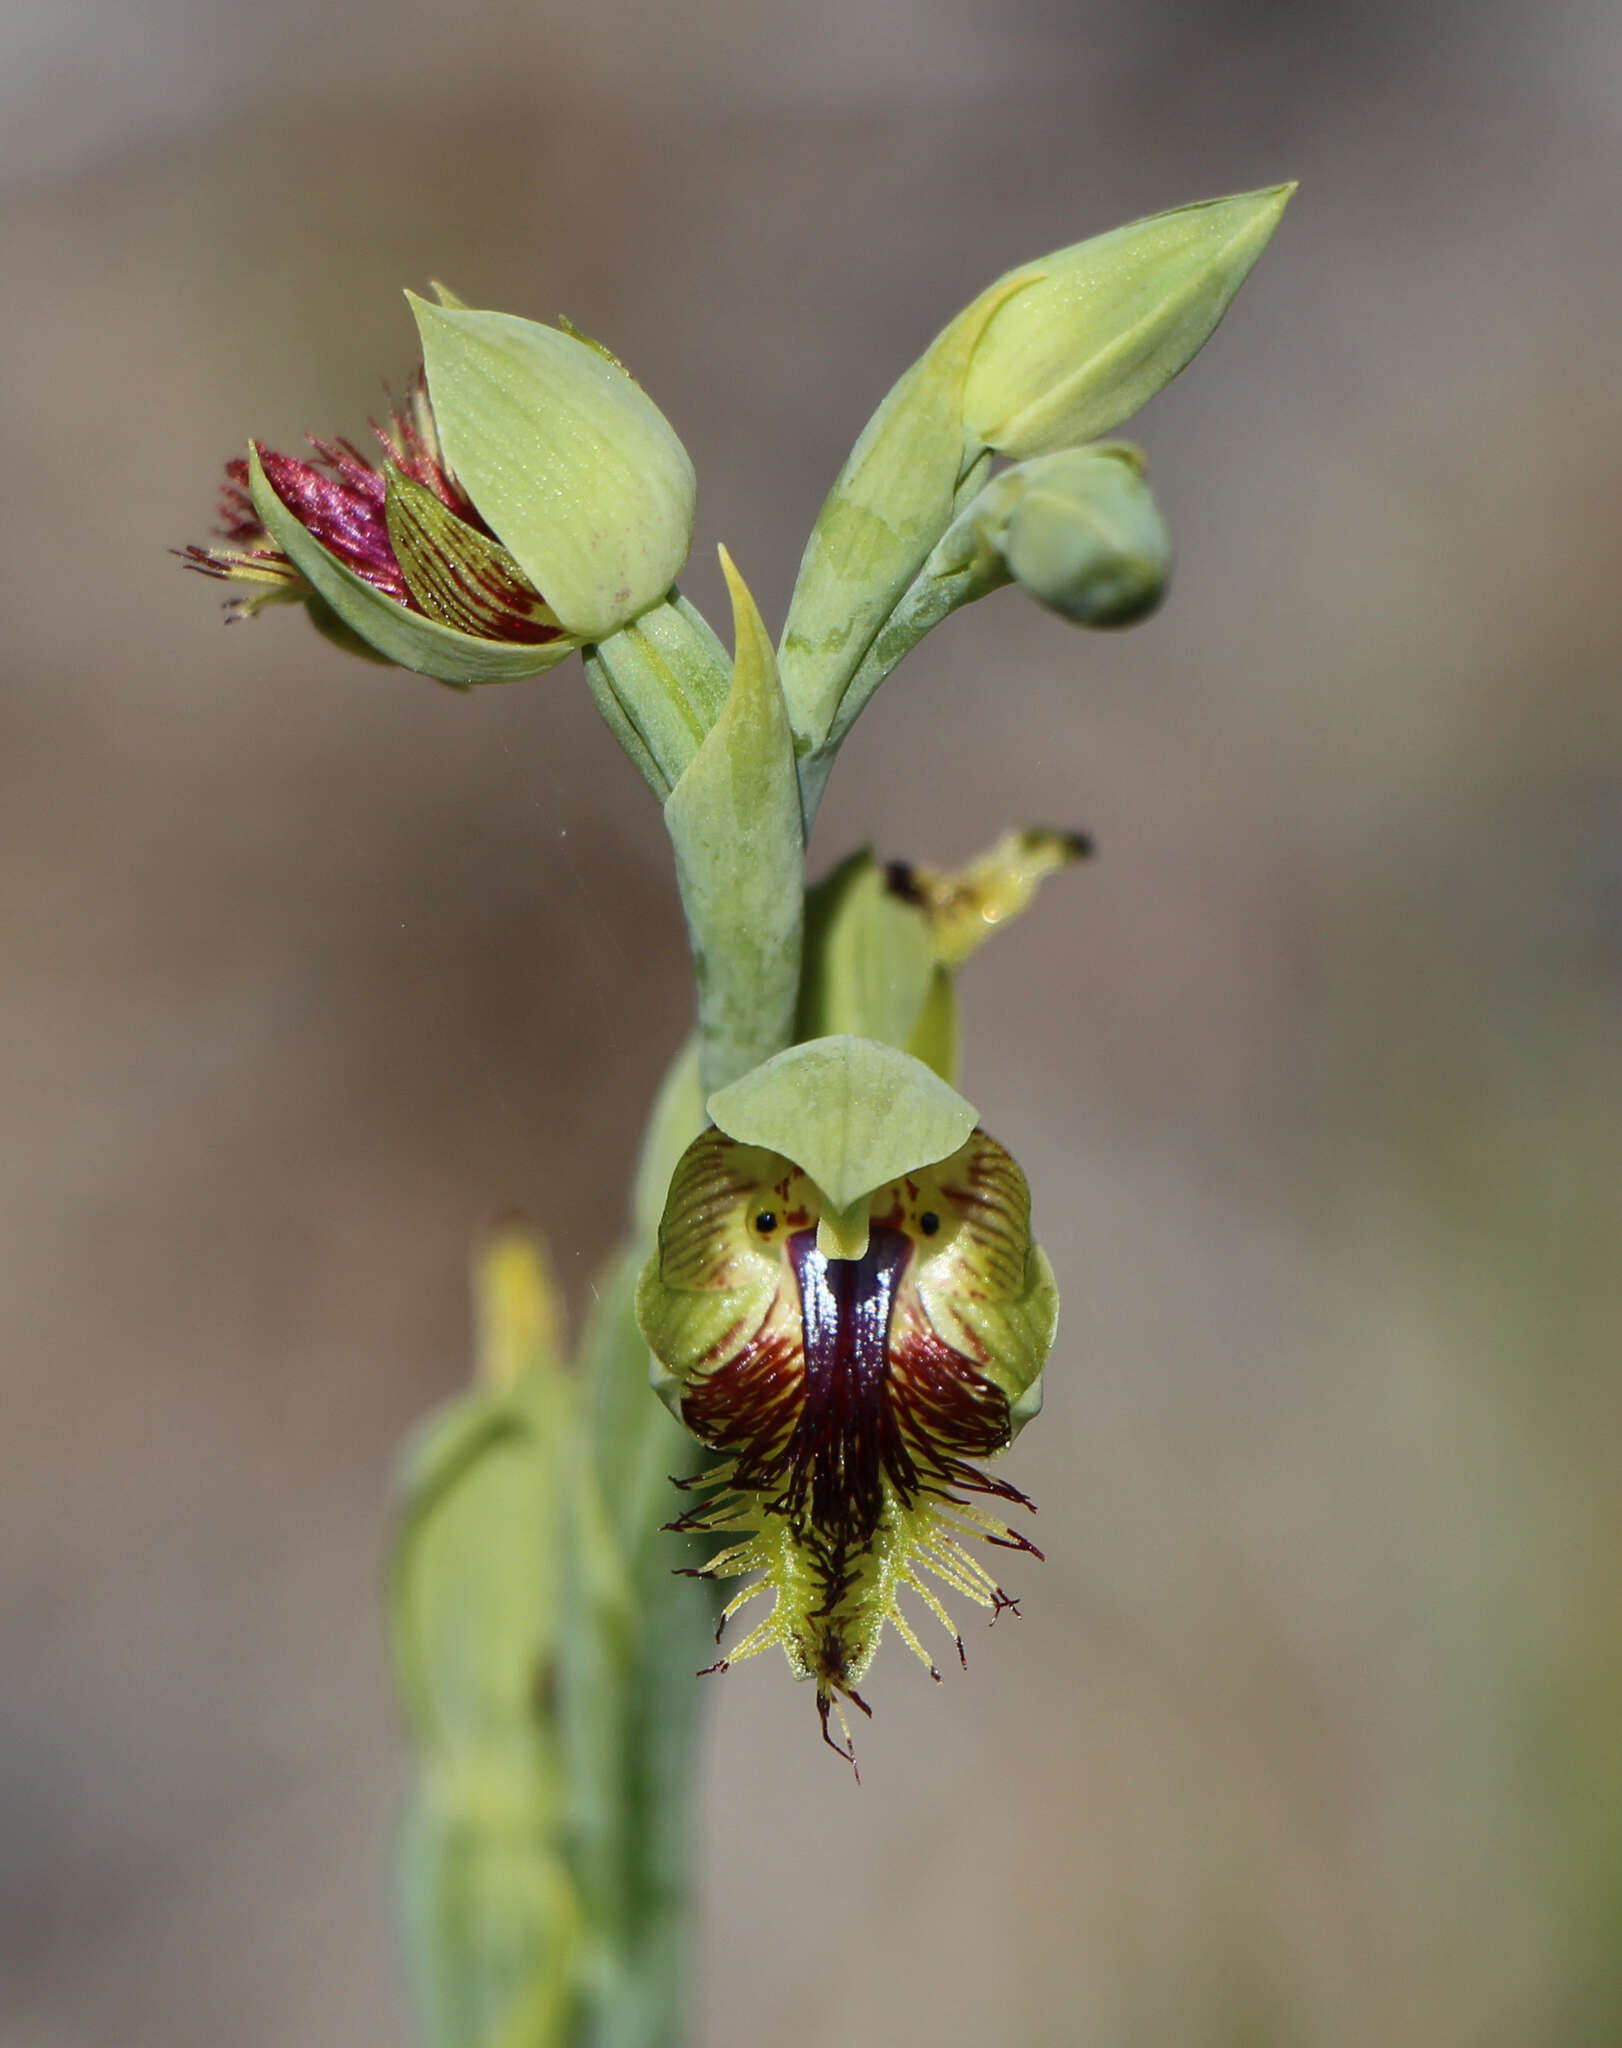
xmin=706 ymin=1034 xmax=978 ymax=1212
xmin=411 ymin=297 xmax=696 ymax=642
xmin=663 ymin=551 xmax=805 ymax=1095
xmin=779 ymin=185 xmax=1292 ymax=812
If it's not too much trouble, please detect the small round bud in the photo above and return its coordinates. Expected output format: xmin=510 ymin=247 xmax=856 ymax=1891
xmin=980 ymin=445 xmax=1171 ymax=628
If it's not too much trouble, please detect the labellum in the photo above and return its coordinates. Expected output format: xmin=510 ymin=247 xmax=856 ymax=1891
xmin=638 ymin=1123 xmax=1058 ymax=1768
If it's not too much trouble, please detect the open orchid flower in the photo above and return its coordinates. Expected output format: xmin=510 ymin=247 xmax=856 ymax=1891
xmin=637 ymin=1038 xmax=1058 ymax=1767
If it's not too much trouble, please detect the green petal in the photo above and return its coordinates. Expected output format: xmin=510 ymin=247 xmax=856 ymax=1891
xmin=383 ymin=467 xmax=564 ymax=641
xmin=963 ymin=185 xmax=1294 ymax=459
xmin=411 ymin=297 xmax=696 ymax=642
xmin=635 ymin=1124 xmax=785 ymax=1423
xmin=925 ymin=1228 xmax=1064 ymax=1441
xmin=796 ymin=850 xmax=937 ymax=1053
xmin=246 ymin=447 xmax=577 ymax=685
xmin=706 ymin=1035 xmax=977 ymax=1212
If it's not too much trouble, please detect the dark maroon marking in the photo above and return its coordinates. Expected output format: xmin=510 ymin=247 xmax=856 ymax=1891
xmin=679 ymin=1227 xmax=1021 ymax=1560
xmin=681 ymin=1319 xmax=802 ymax=1481
xmin=670 ymin=1224 xmax=1045 ymax=1705
xmin=883 ymin=858 xmax=925 ymax=905
xmin=886 ymin=1319 xmax=1013 ymax=1485
xmin=816 ymin=1692 xmax=859 ymax=1776
xmin=815 ymin=1683 xmax=872 ymax=1778
xmin=782 ymin=1225 xmax=913 ymax=1545
xmin=371 ymin=383 xmax=466 ymax=511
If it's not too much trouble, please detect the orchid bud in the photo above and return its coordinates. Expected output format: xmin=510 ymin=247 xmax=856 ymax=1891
xmin=960 ymin=186 xmax=1294 ymax=458
xmin=636 ymin=1037 xmax=1058 ymax=1765
xmin=973 ymin=444 xmax=1170 ymax=627
xmin=182 ymin=295 xmax=697 ymax=687
xmin=779 ymin=186 xmax=1291 ymax=803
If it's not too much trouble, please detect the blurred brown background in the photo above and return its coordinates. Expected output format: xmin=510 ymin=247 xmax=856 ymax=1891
xmin=3 ymin=2 xmax=1620 ymax=2043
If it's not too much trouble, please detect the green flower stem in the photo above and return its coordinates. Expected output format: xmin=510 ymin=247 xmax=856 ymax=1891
xmin=795 ymin=477 xmax=1011 ymax=826
xmin=562 ymin=1042 xmax=714 ymax=2048
xmin=583 ymin=596 xmax=732 ymax=802
xmin=389 ymin=1233 xmax=583 ymax=2048
xmin=776 ymin=284 xmax=1023 ymax=774
xmin=563 ymin=1250 xmax=715 ymax=2048
xmin=796 ymin=446 xmax=1171 ymax=826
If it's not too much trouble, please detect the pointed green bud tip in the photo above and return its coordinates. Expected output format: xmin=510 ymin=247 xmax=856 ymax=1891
xmin=962 ymin=184 xmax=1295 ymax=459
xmin=977 ymin=445 xmax=1171 ymax=628
xmin=636 ymin=1096 xmax=1059 ymax=1764
xmin=409 ymin=295 xmax=697 ymax=642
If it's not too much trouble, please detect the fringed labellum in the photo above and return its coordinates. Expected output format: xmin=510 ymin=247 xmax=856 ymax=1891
xmin=637 ymin=1098 xmax=1058 ymax=1769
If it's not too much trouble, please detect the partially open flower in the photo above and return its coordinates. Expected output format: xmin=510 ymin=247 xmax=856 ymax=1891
xmin=182 ymin=297 xmax=697 ymax=687
xmin=637 ymin=1038 xmax=1058 ymax=1767
xmin=181 ymin=376 xmax=568 ymax=664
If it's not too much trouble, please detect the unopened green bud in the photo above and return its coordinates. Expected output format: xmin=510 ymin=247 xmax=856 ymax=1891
xmin=975 ymin=445 xmax=1170 ymax=627
xmin=962 ymin=186 xmax=1294 ymax=458
xmin=779 ymin=186 xmax=1291 ymax=805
